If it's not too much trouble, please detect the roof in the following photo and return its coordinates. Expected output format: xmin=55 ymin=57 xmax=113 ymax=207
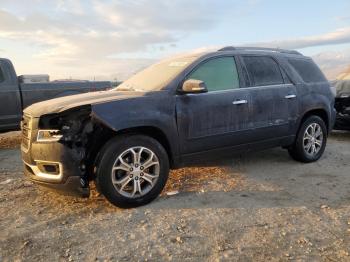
xmin=217 ymin=46 xmax=303 ymax=56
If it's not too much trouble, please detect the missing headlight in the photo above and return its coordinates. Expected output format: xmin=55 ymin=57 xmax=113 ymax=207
xmin=37 ymin=105 xmax=92 ymax=145
xmin=37 ymin=129 xmax=63 ymax=142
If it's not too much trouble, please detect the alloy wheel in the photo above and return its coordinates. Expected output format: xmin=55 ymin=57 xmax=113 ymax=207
xmin=111 ymin=146 xmax=160 ymax=198
xmin=303 ymin=123 xmax=324 ymax=157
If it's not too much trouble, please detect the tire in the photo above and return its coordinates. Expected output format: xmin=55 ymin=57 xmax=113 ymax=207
xmin=288 ymin=115 xmax=327 ymax=163
xmin=95 ymin=135 xmax=169 ymax=208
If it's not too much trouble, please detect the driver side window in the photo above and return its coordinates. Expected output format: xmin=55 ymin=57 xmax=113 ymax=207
xmin=188 ymin=57 xmax=240 ymax=92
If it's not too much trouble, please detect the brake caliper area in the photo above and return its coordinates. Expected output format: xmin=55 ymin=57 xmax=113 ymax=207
xmin=38 ymin=106 xmax=94 ymax=188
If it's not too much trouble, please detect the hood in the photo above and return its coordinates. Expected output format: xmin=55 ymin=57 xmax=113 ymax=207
xmin=24 ymin=90 xmax=149 ymax=117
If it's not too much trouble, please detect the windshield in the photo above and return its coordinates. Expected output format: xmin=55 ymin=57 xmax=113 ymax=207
xmin=116 ymin=55 xmax=199 ymax=92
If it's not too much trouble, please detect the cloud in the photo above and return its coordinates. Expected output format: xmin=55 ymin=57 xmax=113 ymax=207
xmin=0 ymin=1 xmax=234 ymax=60
xmin=312 ymin=48 xmax=350 ymax=80
xmin=335 ymin=15 xmax=350 ymax=22
xmin=243 ymin=28 xmax=350 ymax=80
xmin=0 ymin=0 xmax=236 ymax=79
xmin=254 ymin=27 xmax=350 ymax=50
xmin=92 ymin=0 xmax=231 ymax=34
xmin=1 ymin=1 xmax=350 ymax=81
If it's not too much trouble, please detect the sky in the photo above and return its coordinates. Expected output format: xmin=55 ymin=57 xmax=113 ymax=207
xmin=1 ymin=0 xmax=350 ymax=81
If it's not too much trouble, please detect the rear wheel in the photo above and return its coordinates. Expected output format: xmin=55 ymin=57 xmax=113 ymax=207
xmin=96 ymin=135 xmax=169 ymax=208
xmin=288 ymin=115 xmax=327 ymax=163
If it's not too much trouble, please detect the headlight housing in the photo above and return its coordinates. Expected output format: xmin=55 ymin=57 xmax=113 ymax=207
xmin=37 ymin=130 xmax=63 ymax=142
xmin=37 ymin=105 xmax=92 ymax=143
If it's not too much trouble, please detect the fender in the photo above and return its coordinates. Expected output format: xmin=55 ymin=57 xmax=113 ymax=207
xmin=91 ymin=92 xmax=180 ymax=159
xmin=297 ymin=91 xmax=334 ymax=132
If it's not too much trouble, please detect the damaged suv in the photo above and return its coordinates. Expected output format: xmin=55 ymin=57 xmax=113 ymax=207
xmin=21 ymin=47 xmax=336 ymax=208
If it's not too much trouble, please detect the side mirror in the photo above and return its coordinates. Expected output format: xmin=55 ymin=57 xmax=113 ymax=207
xmin=181 ymin=79 xmax=208 ymax=94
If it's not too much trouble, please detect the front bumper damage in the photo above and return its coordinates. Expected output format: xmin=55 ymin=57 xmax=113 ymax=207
xmin=22 ymin=141 xmax=90 ymax=197
xmin=21 ymin=109 xmax=93 ymax=197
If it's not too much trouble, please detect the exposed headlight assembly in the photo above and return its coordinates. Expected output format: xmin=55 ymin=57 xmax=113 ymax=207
xmin=37 ymin=106 xmax=92 ymax=143
xmin=37 ymin=130 xmax=63 ymax=142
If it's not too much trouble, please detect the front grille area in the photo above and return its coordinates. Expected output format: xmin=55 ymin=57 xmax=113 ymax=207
xmin=21 ymin=114 xmax=32 ymax=151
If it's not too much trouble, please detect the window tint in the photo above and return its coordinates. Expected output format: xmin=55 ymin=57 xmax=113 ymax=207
xmin=288 ymin=58 xmax=326 ymax=83
xmin=0 ymin=66 xmax=4 ymax=83
xmin=188 ymin=57 xmax=239 ymax=92
xmin=243 ymin=56 xmax=284 ymax=86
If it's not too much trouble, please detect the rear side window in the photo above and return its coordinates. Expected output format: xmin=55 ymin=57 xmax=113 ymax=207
xmin=243 ymin=56 xmax=284 ymax=87
xmin=188 ymin=57 xmax=240 ymax=92
xmin=288 ymin=58 xmax=326 ymax=83
xmin=0 ymin=66 xmax=5 ymax=83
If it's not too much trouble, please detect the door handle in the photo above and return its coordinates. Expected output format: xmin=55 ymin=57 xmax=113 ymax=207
xmin=285 ymin=94 xmax=296 ymax=99
xmin=232 ymin=99 xmax=248 ymax=105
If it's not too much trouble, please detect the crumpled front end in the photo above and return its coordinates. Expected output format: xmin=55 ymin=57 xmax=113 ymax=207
xmin=21 ymin=106 xmax=95 ymax=197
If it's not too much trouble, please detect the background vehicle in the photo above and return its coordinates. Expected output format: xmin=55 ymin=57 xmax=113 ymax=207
xmin=0 ymin=58 xmax=112 ymax=132
xmin=334 ymin=80 xmax=350 ymax=130
xmin=21 ymin=47 xmax=336 ymax=208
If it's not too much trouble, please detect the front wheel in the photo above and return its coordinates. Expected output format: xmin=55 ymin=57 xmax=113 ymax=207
xmin=288 ymin=115 xmax=327 ymax=163
xmin=96 ymin=135 xmax=169 ymax=208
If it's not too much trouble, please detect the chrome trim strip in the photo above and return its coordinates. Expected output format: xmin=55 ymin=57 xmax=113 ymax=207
xmin=21 ymin=114 xmax=32 ymax=153
xmin=179 ymin=84 xmax=294 ymax=96
xmin=285 ymin=94 xmax=297 ymax=99
xmin=36 ymin=129 xmax=63 ymax=142
xmin=232 ymin=99 xmax=248 ymax=105
xmin=23 ymin=160 xmax=63 ymax=181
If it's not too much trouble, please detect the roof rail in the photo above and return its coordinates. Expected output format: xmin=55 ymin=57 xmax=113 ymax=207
xmin=218 ymin=46 xmax=236 ymax=51
xmin=218 ymin=46 xmax=302 ymax=55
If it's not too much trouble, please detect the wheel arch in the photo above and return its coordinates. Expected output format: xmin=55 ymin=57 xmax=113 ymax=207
xmin=114 ymin=126 xmax=174 ymax=164
xmin=299 ymin=108 xmax=329 ymax=134
xmin=86 ymin=123 xmax=177 ymax=179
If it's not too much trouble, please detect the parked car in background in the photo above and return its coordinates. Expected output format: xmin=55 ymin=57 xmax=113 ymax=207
xmin=334 ymin=80 xmax=350 ymax=130
xmin=0 ymin=58 xmax=112 ymax=132
xmin=21 ymin=46 xmax=336 ymax=208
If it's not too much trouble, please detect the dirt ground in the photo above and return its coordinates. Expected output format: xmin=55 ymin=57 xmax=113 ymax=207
xmin=0 ymin=131 xmax=349 ymax=261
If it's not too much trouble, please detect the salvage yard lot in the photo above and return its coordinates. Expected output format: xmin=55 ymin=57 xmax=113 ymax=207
xmin=0 ymin=131 xmax=349 ymax=261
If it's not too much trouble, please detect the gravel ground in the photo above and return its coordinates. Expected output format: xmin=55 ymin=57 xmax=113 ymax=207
xmin=0 ymin=131 xmax=349 ymax=261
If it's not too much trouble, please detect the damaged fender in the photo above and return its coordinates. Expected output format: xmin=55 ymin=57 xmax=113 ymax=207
xmin=91 ymin=92 xmax=180 ymax=163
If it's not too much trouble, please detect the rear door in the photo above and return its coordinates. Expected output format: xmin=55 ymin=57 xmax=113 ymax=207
xmin=240 ymin=55 xmax=298 ymax=142
xmin=0 ymin=61 xmax=22 ymax=130
xmin=176 ymin=56 xmax=253 ymax=155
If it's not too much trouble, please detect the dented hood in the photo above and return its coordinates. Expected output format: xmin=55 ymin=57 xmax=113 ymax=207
xmin=24 ymin=90 xmax=148 ymax=117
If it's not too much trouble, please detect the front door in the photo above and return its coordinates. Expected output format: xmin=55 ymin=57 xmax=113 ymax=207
xmin=176 ymin=56 xmax=253 ymax=155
